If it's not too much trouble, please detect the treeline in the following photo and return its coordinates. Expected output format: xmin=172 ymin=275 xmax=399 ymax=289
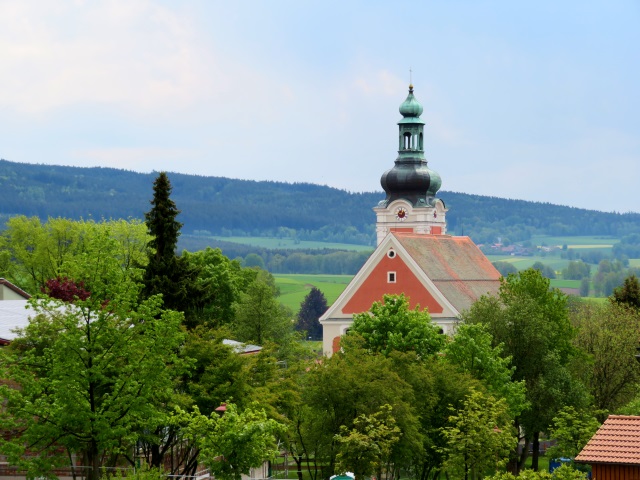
xmin=180 ymin=236 xmax=371 ymax=274
xmin=3 ymin=160 xmax=640 ymax=246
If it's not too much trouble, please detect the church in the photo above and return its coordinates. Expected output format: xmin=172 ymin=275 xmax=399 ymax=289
xmin=319 ymin=85 xmax=502 ymax=356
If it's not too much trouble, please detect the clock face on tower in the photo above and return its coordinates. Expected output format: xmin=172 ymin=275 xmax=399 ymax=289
xmin=395 ymin=207 xmax=408 ymax=221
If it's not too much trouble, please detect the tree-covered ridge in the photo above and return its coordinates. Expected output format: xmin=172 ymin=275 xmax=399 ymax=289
xmin=2 ymin=159 xmax=640 ymax=244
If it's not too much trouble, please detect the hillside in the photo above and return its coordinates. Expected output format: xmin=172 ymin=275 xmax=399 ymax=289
xmin=2 ymin=159 xmax=640 ymax=247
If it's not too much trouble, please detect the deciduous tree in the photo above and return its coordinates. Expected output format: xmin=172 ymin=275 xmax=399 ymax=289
xmin=0 ymin=252 xmax=184 ymax=480
xmin=463 ymin=269 xmax=585 ymax=472
xmin=570 ymin=301 xmax=640 ymax=415
xmin=170 ymin=403 xmax=284 ymax=480
xmin=233 ymin=270 xmax=293 ymax=346
xmin=611 ymin=274 xmax=640 ymax=309
xmin=546 ymin=406 xmax=600 ymax=460
xmin=349 ymin=294 xmax=445 ymax=359
xmin=334 ymin=405 xmax=401 ymax=480
xmin=440 ymin=389 xmax=516 ymax=480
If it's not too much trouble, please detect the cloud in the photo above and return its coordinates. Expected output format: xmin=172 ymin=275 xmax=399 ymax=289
xmin=0 ymin=1 xmax=226 ymax=115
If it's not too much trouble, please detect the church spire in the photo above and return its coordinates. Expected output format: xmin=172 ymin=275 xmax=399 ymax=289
xmin=373 ymin=84 xmax=447 ymax=245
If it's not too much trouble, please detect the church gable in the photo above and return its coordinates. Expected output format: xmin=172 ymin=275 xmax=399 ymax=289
xmin=342 ymin=252 xmax=444 ymax=314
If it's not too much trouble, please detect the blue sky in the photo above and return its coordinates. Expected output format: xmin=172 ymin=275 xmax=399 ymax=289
xmin=1 ymin=1 xmax=638 ymax=212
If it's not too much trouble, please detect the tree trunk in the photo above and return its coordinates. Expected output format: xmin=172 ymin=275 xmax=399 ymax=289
xmin=293 ymin=454 xmax=303 ymax=480
xmin=518 ymin=436 xmax=530 ymax=472
xmin=531 ymin=431 xmax=540 ymax=471
xmin=507 ymin=419 xmax=521 ymax=474
xmin=87 ymin=441 xmax=100 ymax=480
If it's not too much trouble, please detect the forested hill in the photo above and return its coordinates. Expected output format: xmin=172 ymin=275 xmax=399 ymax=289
xmin=1 ymin=158 xmax=640 ymax=245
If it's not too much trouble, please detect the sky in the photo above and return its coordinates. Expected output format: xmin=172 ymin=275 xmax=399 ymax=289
xmin=1 ymin=1 xmax=639 ymax=213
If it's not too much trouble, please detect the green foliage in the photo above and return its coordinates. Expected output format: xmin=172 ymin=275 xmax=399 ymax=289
xmin=143 ymin=172 xmax=199 ymax=313
xmin=349 ymin=294 xmax=445 ymax=358
xmin=463 ymin=269 xmax=585 ymax=468
xmin=4 ymin=160 xmax=640 ymax=256
xmin=292 ymin=342 xmax=422 ymax=480
xmin=562 ymin=261 xmax=591 ymax=280
xmin=0 ymin=216 xmax=149 ymax=294
xmin=170 ymin=403 xmax=284 ymax=480
xmin=493 ymin=261 xmax=518 ymax=277
xmin=611 ymin=274 xmax=640 ymax=309
xmin=181 ymin=326 xmax=253 ymax=416
xmin=334 ymin=405 xmax=401 ymax=480
xmin=445 ymin=324 xmax=528 ymax=417
xmin=111 ymin=465 xmax=166 ymax=480
xmin=182 ymin=247 xmax=257 ymax=328
xmin=485 ymin=464 xmax=587 ymax=479
xmin=233 ymin=270 xmax=294 ymax=346
xmin=0 ymin=274 xmax=185 ymax=480
xmin=295 ymin=287 xmax=327 ymax=340
xmin=570 ymin=301 xmax=640 ymax=413
xmin=440 ymin=389 xmax=516 ymax=480
xmin=532 ymin=261 xmax=556 ymax=279
xmin=546 ymin=407 xmax=600 ymax=459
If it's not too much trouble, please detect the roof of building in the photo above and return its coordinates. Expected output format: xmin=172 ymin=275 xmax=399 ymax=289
xmin=0 ymin=278 xmax=31 ymax=300
xmin=394 ymin=233 xmax=501 ymax=312
xmin=576 ymin=415 xmax=640 ymax=465
xmin=321 ymin=233 xmax=501 ymax=322
xmin=222 ymin=339 xmax=262 ymax=355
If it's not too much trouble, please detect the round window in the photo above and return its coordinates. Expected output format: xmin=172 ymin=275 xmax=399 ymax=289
xmin=387 ymin=250 xmax=396 ymax=258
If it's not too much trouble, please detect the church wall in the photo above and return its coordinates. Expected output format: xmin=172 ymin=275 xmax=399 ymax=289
xmin=341 ymin=254 xmax=443 ymax=314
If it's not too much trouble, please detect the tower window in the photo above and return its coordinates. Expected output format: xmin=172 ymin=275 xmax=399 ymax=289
xmin=403 ymin=132 xmax=412 ymax=150
xmin=388 ymin=272 xmax=396 ymax=283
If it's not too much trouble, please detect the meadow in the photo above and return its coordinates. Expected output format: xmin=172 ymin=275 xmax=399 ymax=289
xmin=529 ymin=235 xmax=618 ymax=248
xmin=211 ymin=236 xmax=373 ymax=251
xmin=274 ymin=274 xmax=353 ymax=313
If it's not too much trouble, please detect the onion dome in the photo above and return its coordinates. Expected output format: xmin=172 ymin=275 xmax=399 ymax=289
xmin=378 ymin=84 xmax=442 ymax=207
xmin=399 ymin=84 xmax=424 ymax=118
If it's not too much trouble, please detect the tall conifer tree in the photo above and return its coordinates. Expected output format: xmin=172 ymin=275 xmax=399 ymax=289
xmin=295 ymin=287 xmax=327 ymax=340
xmin=143 ymin=172 xmax=195 ymax=313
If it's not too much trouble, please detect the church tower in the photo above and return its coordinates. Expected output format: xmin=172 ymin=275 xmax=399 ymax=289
xmin=319 ymin=84 xmax=500 ymax=357
xmin=374 ymin=84 xmax=447 ymax=245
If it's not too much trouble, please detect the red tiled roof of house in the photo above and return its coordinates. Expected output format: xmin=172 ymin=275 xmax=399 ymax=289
xmin=393 ymin=233 xmax=501 ymax=312
xmin=576 ymin=415 xmax=640 ymax=465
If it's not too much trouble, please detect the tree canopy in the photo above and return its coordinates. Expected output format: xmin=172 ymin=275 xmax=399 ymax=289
xmin=349 ymin=294 xmax=445 ymax=358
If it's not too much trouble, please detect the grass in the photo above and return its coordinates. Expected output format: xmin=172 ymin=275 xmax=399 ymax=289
xmin=549 ymin=279 xmax=581 ymax=289
xmin=530 ymin=235 xmax=619 ymax=247
xmin=275 ymin=274 xmax=353 ymax=313
xmin=207 ymin=236 xmax=374 ymax=252
xmin=486 ymin=255 xmax=571 ymax=272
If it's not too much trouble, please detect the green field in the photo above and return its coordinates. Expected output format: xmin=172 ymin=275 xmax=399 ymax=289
xmin=208 ymin=236 xmax=374 ymax=252
xmin=274 ymin=274 xmax=353 ymax=313
xmin=486 ymin=255 xmax=571 ymax=272
xmin=530 ymin=235 xmax=618 ymax=248
xmin=549 ymin=279 xmax=581 ymax=289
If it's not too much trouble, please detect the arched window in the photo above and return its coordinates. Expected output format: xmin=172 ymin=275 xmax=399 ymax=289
xmin=403 ymin=132 xmax=412 ymax=150
xmin=419 ymin=132 xmax=423 ymax=150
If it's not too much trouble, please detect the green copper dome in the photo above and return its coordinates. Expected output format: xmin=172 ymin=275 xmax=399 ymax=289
xmin=378 ymin=84 xmax=442 ymax=208
xmin=399 ymin=84 xmax=424 ymax=118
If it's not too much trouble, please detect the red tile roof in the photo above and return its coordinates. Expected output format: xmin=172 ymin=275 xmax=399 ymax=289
xmin=393 ymin=233 xmax=501 ymax=312
xmin=576 ymin=415 xmax=640 ymax=465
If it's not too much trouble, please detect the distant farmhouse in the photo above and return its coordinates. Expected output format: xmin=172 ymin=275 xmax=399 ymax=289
xmin=320 ymin=85 xmax=501 ymax=356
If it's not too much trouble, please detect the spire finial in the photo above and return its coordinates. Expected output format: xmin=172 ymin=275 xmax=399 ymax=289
xmin=409 ymin=67 xmax=413 ymax=92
